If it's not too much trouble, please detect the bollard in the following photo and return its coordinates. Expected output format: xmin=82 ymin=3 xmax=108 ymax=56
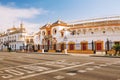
xmin=42 ymin=49 xmax=44 ymax=53
xmin=64 ymin=49 xmax=67 ymax=54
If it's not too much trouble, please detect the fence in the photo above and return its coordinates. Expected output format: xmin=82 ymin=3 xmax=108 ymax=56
xmin=19 ymin=41 xmax=115 ymax=53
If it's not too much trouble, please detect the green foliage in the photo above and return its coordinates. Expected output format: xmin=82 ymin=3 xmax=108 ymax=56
xmin=112 ymin=44 xmax=120 ymax=56
xmin=7 ymin=47 xmax=11 ymax=52
xmin=113 ymin=44 xmax=120 ymax=51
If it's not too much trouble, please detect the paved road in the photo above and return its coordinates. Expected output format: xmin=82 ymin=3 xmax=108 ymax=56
xmin=0 ymin=52 xmax=120 ymax=80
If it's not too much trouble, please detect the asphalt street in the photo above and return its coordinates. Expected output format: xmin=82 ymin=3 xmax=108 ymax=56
xmin=0 ymin=52 xmax=120 ymax=80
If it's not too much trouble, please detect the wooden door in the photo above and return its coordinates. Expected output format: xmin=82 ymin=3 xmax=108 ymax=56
xmin=82 ymin=43 xmax=87 ymax=50
xmin=70 ymin=44 xmax=74 ymax=50
xmin=96 ymin=43 xmax=102 ymax=51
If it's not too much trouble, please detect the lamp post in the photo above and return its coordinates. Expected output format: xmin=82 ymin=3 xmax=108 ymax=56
xmin=105 ymin=38 xmax=110 ymax=55
xmin=107 ymin=38 xmax=110 ymax=51
xmin=63 ymin=35 xmax=68 ymax=54
xmin=92 ymin=40 xmax=95 ymax=54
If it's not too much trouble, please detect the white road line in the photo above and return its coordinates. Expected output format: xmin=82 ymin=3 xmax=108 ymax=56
xmin=54 ymin=75 xmax=65 ymax=79
xmin=93 ymin=66 xmax=101 ymax=69
xmin=0 ymin=60 xmax=61 ymax=70
xmin=86 ymin=68 xmax=94 ymax=71
xmin=66 ymin=73 xmax=76 ymax=76
xmin=112 ymin=62 xmax=119 ymax=65
xmin=105 ymin=63 xmax=112 ymax=66
xmin=78 ymin=70 xmax=87 ymax=73
xmin=99 ymin=64 xmax=107 ymax=67
xmin=10 ymin=62 xmax=94 ymax=80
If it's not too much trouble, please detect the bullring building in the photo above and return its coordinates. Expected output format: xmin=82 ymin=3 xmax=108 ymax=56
xmin=36 ymin=16 xmax=120 ymax=54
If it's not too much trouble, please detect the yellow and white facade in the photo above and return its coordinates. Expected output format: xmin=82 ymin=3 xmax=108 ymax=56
xmin=0 ymin=23 xmax=34 ymax=51
xmin=36 ymin=16 xmax=120 ymax=54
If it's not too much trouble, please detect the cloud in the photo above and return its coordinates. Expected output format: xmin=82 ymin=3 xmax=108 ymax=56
xmin=0 ymin=5 xmax=46 ymax=33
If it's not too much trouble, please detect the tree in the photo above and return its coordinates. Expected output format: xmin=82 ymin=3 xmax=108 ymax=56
xmin=3 ymin=42 xmax=11 ymax=52
xmin=113 ymin=44 xmax=120 ymax=56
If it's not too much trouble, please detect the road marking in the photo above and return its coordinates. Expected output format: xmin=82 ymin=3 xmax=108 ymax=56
xmin=10 ymin=62 xmax=94 ymax=80
xmin=99 ymin=64 xmax=107 ymax=67
xmin=0 ymin=60 xmax=63 ymax=70
xmin=86 ymin=68 xmax=94 ymax=71
xmin=66 ymin=73 xmax=76 ymax=76
xmin=78 ymin=70 xmax=87 ymax=73
xmin=112 ymin=62 xmax=119 ymax=65
xmin=15 ymin=68 xmax=35 ymax=73
xmin=54 ymin=75 xmax=65 ymax=79
xmin=93 ymin=66 xmax=101 ymax=69
xmin=105 ymin=63 xmax=112 ymax=66
xmin=5 ymin=69 xmax=24 ymax=76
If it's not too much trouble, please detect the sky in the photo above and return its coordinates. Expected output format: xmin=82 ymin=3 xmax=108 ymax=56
xmin=0 ymin=0 xmax=120 ymax=33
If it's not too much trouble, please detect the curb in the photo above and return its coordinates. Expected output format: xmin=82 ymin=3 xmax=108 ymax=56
xmin=37 ymin=52 xmax=69 ymax=55
xmin=90 ymin=55 xmax=120 ymax=58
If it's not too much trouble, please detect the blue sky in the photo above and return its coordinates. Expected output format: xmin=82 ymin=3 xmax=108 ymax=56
xmin=0 ymin=0 xmax=120 ymax=33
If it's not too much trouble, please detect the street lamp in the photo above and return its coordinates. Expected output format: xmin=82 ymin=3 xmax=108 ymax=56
xmin=107 ymin=38 xmax=110 ymax=51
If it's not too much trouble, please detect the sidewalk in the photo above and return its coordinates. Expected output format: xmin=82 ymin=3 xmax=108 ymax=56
xmin=90 ymin=54 xmax=120 ymax=58
xmin=7 ymin=51 xmax=120 ymax=58
xmin=37 ymin=52 xmax=120 ymax=58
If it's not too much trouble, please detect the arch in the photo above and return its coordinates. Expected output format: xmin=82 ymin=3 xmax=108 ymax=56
xmin=60 ymin=42 xmax=66 ymax=51
xmin=114 ymin=27 xmax=120 ymax=31
xmin=107 ymin=27 xmax=114 ymax=32
xmin=94 ymin=28 xmax=99 ymax=32
xmin=83 ymin=29 xmax=86 ymax=34
xmin=42 ymin=31 xmax=46 ymax=36
xmin=52 ymin=28 xmax=57 ymax=35
xmin=88 ymin=28 xmax=93 ymax=34
xmin=101 ymin=28 xmax=106 ymax=34
xmin=77 ymin=29 xmax=81 ymax=35
xmin=71 ymin=30 xmax=76 ymax=35
xmin=52 ymin=38 xmax=57 ymax=50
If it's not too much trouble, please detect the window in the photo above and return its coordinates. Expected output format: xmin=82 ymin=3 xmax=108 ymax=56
xmin=77 ymin=30 xmax=81 ymax=35
xmin=114 ymin=42 xmax=120 ymax=45
xmin=91 ymin=32 xmax=94 ymax=34
xmin=30 ymin=39 xmax=34 ymax=43
xmin=61 ymin=32 xmax=64 ymax=37
xmin=53 ymin=28 xmax=57 ymax=34
xmin=26 ymin=39 xmax=29 ymax=43
xmin=48 ymin=31 xmax=51 ymax=35
xmin=103 ymin=31 xmax=106 ymax=33
xmin=71 ymin=30 xmax=76 ymax=35
xmin=42 ymin=31 xmax=45 ymax=36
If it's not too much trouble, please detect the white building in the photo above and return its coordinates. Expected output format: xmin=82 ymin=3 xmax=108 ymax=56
xmin=0 ymin=23 xmax=34 ymax=51
xmin=35 ymin=16 xmax=120 ymax=54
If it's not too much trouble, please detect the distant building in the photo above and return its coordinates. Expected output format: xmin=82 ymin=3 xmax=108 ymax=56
xmin=0 ymin=23 xmax=34 ymax=51
xmin=36 ymin=16 xmax=120 ymax=54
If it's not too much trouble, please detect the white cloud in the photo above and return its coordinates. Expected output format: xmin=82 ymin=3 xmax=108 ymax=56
xmin=0 ymin=5 xmax=45 ymax=33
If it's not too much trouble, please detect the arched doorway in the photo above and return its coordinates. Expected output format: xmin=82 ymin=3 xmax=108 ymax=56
xmin=81 ymin=41 xmax=88 ymax=50
xmin=95 ymin=41 xmax=103 ymax=51
xmin=52 ymin=38 xmax=57 ymax=50
xmin=68 ymin=42 xmax=75 ymax=50
xmin=60 ymin=42 xmax=65 ymax=51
